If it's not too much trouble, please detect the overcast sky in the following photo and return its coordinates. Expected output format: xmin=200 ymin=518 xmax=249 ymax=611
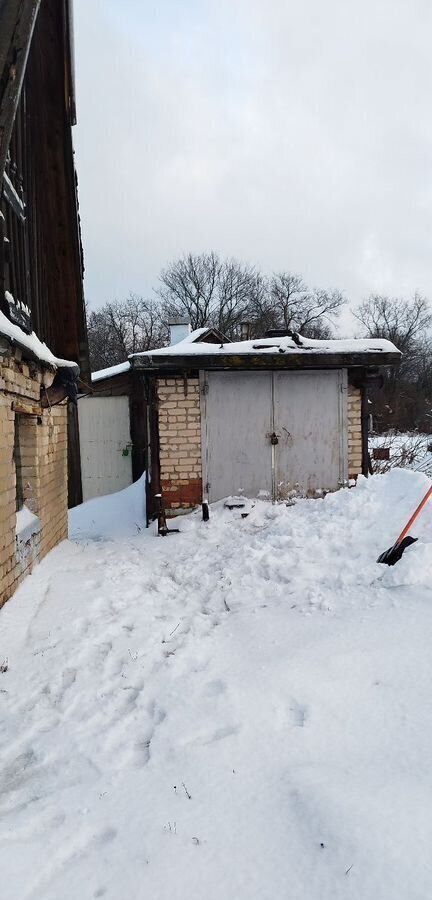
xmin=73 ymin=0 xmax=432 ymax=332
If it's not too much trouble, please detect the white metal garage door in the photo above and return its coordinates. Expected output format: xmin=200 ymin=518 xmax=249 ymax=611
xmin=202 ymin=370 xmax=347 ymax=503
xmin=78 ymin=396 xmax=133 ymax=502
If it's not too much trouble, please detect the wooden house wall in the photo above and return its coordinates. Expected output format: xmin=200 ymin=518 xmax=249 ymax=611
xmin=0 ymin=0 xmax=89 ymax=382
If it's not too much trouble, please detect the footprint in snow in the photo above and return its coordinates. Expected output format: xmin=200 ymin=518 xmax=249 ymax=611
xmin=288 ymin=700 xmax=309 ymax=728
xmin=204 ymin=679 xmax=226 ymax=697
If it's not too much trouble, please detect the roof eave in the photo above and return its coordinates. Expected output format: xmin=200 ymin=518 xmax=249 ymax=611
xmin=0 ymin=332 xmax=79 ymax=374
xmin=131 ymin=351 xmax=402 ymax=373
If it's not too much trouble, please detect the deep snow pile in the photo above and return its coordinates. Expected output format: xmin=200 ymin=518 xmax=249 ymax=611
xmin=69 ymin=474 xmax=147 ymax=541
xmin=1 ymin=470 xmax=432 ymax=900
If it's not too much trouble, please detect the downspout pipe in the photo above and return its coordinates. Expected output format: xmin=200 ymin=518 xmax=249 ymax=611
xmin=361 ymin=385 xmax=370 ymax=476
xmin=359 ymin=371 xmax=383 ymax=477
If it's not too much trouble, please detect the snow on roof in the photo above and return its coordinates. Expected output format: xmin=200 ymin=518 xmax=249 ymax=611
xmin=0 ymin=310 xmax=79 ymax=371
xmin=93 ymin=331 xmax=400 ymax=381
xmin=92 ymin=361 xmax=131 ymax=383
xmin=91 ymin=329 xmax=220 ymax=382
xmin=132 ymin=333 xmax=400 ymax=359
xmin=177 ymin=327 xmax=211 ymax=344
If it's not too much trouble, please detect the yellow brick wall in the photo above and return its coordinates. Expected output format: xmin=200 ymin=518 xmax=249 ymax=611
xmin=0 ymin=393 xmax=16 ymax=605
xmin=158 ymin=377 xmax=203 ymax=511
xmin=0 ymin=353 xmax=68 ymax=608
xmin=348 ymin=384 xmax=362 ymax=479
xmin=38 ymin=406 xmax=68 ymax=558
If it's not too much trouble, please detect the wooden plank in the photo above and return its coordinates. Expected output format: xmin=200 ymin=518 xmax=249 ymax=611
xmin=3 ymin=171 xmax=26 ymax=221
xmin=131 ymin=375 xmax=147 ymax=483
xmin=132 ymin=351 xmax=402 ymax=373
xmin=68 ymin=401 xmax=82 ymax=508
xmin=373 ymin=447 xmax=390 ymax=461
xmin=12 ymin=398 xmax=41 ymax=415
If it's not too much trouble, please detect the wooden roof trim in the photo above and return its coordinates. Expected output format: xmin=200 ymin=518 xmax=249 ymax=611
xmin=132 ymin=350 xmax=402 ymax=372
xmin=194 ymin=326 xmax=230 ymax=345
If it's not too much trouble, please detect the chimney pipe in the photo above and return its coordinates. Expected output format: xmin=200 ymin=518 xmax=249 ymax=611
xmin=240 ymin=321 xmax=250 ymax=341
xmin=169 ymin=318 xmax=191 ymax=345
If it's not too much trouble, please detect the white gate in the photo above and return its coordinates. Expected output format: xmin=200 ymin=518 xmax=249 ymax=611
xmin=202 ymin=370 xmax=347 ymax=503
xmin=78 ymin=396 xmax=133 ymax=501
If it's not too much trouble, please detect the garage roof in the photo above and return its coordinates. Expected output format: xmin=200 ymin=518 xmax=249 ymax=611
xmin=131 ymin=333 xmax=401 ymax=372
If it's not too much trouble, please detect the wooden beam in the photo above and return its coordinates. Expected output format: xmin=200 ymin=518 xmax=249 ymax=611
xmin=132 ymin=351 xmax=402 ymax=373
xmin=12 ymin=398 xmax=41 ymax=415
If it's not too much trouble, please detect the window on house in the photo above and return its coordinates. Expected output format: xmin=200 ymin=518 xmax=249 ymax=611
xmin=13 ymin=413 xmax=38 ymax=514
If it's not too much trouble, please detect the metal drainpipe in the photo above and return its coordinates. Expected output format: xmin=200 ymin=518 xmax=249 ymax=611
xmin=360 ymin=371 xmax=384 ymax=477
xmin=270 ymin=375 xmax=276 ymax=502
xmin=361 ymin=385 xmax=369 ymax=476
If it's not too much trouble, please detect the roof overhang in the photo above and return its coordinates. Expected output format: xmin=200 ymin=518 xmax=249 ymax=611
xmin=0 ymin=318 xmax=79 ymax=375
xmin=131 ymin=350 xmax=401 ymax=373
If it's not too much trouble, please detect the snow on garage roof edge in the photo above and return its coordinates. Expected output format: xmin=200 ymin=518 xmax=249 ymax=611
xmin=92 ymin=333 xmax=401 ymax=382
xmin=131 ymin=333 xmax=401 ymax=361
xmin=91 ymin=328 xmax=221 ymax=382
xmin=92 ymin=360 xmax=131 ymax=383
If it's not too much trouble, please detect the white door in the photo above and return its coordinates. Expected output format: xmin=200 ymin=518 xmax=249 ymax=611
xmin=78 ymin=396 xmax=133 ymax=501
xmin=202 ymin=370 xmax=347 ymax=502
xmin=274 ymin=371 xmax=346 ymax=498
xmin=203 ymin=372 xmax=273 ymax=503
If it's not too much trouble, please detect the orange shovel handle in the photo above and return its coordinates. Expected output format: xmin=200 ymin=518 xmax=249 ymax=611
xmin=396 ymin=485 xmax=432 ymax=546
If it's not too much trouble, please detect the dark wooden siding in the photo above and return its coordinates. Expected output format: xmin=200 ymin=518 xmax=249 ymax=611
xmin=0 ymin=0 xmax=89 ymax=381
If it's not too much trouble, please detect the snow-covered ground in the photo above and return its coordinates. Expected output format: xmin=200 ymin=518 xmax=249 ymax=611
xmin=370 ymin=431 xmax=432 ymax=475
xmin=1 ymin=471 xmax=432 ymax=900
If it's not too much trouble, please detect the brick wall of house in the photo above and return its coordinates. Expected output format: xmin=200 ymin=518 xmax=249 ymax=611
xmin=348 ymin=384 xmax=363 ymax=479
xmin=158 ymin=377 xmax=203 ymax=512
xmin=38 ymin=405 xmax=68 ymax=557
xmin=0 ymin=351 xmax=68 ymax=608
xmin=0 ymin=391 xmax=16 ymax=605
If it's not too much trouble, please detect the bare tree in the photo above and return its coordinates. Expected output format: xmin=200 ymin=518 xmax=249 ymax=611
xmin=355 ymin=292 xmax=432 ymax=354
xmin=268 ymin=273 xmax=345 ymax=334
xmin=157 ymin=252 xmax=220 ymax=330
xmin=246 ymin=272 xmax=344 ymax=338
xmin=355 ymin=293 xmax=432 ymax=433
xmin=156 ymin=252 xmax=265 ymax=338
xmin=87 ymin=258 xmax=348 ymax=374
xmin=87 ymin=293 xmax=164 ymax=372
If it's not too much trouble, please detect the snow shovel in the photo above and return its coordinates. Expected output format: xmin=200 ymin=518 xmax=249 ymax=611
xmin=377 ymin=484 xmax=432 ymax=565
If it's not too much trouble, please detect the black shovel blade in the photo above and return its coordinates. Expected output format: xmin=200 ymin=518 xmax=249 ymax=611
xmin=377 ymin=535 xmax=418 ymax=566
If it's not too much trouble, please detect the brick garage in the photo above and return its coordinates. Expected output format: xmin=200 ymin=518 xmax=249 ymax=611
xmin=90 ymin=327 xmax=400 ymax=522
xmin=157 ymin=378 xmax=363 ymax=510
xmin=130 ymin=329 xmax=400 ymax=519
xmin=153 ymin=371 xmax=368 ymax=513
xmin=0 ymin=342 xmax=74 ymax=608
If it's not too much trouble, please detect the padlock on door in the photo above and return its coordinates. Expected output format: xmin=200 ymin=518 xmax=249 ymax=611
xmin=266 ymin=431 xmax=280 ymax=445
